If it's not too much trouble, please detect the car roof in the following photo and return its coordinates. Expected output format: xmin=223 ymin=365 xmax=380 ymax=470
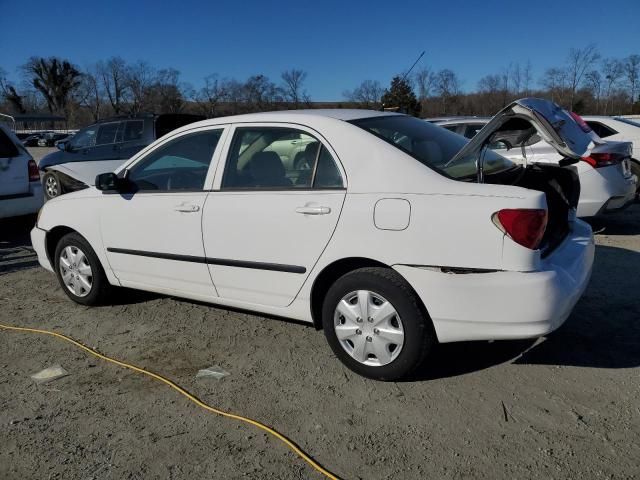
xmin=179 ymin=109 xmax=402 ymax=129
xmin=431 ymin=117 xmax=491 ymax=125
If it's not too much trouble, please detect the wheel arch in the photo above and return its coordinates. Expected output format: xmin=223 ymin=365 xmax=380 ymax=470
xmin=309 ymin=257 xmax=431 ymax=331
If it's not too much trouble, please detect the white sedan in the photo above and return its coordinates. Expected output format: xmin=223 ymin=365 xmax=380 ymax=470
xmin=31 ymin=98 xmax=595 ymax=380
xmin=582 ymin=115 xmax=640 ymax=195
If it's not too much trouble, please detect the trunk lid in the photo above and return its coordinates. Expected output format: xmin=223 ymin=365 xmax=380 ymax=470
xmin=450 ymin=98 xmax=599 ymax=175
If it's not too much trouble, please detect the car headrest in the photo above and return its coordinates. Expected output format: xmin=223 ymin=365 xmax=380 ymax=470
xmin=246 ymin=151 xmax=287 ymax=186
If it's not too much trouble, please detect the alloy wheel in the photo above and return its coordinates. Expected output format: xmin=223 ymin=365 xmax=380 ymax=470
xmin=59 ymin=246 xmax=93 ymax=298
xmin=45 ymin=175 xmax=59 ymax=198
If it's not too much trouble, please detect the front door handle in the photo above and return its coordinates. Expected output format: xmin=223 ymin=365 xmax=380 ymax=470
xmin=174 ymin=204 xmax=200 ymax=213
xmin=295 ymin=206 xmax=331 ymax=215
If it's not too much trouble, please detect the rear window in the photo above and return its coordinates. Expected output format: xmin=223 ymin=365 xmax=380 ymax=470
xmin=350 ymin=116 xmax=514 ymax=180
xmin=0 ymin=128 xmax=20 ymax=158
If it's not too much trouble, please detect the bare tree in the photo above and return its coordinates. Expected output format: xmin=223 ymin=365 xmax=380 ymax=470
xmin=98 ymin=57 xmax=128 ymax=114
xmin=280 ymin=69 xmax=308 ymax=107
xmin=624 ymin=54 xmax=640 ymax=110
xmin=522 ymin=60 xmax=533 ymax=96
xmin=125 ymin=61 xmax=155 ymax=114
xmin=343 ymin=80 xmax=384 ymax=107
xmin=509 ymin=62 xmax=522 ymax=95
xmin=602 ymin=58 xmax=624 ymax=114
xmin=0 ymin=68 xmax=27 ymax=113
xmin=193 ymin=74 xmax=226 ymax=117
xmin=146 ymin=68 xmax=185 ymax=113
xmin=565 ymin=44 xmax=600 ymax=109
xmin=22 ymin=56 xmax=82 ymax=114
xmin=433 ymin=69 xmax=461 ymax=114
xmin=585 ymin=70 xmax=603 ymax=113
xmin=540 ymin=67 xmax=568 ymax=104
xmin=77 ymin=65 xmax=103 ymax=122
xmin=414 ymin=67 xmax=435 ymax=100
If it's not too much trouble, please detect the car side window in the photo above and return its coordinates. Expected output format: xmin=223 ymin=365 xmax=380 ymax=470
xmin=95 ymin=122 xmax=120 ymax=146
xmin=70 ymin=126 xmax=98 ymax=149
xmin=586 ymin=121 xmax=617 ymax=138
xmin=221 ymin=127 xmax=343 ymax=189
xmin=127 ymin=129 xmax=222 ymax=191
xmin=463 ymin=124 xmax=483 ymax=139
xmin=121 ymin=120 xmax=145 ymax=142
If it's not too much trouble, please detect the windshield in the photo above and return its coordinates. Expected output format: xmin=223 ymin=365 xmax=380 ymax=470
xmin=614 ymin=117 xmax=640 ymax=128
xmin=350 ymin=116 xmax=515 ymax=179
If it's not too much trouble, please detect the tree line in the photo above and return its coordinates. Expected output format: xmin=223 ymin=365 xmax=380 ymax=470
xmin=345 ymin=45 xmax=639 ymax=117
xmin=0 ymin=57 xmax=313 ymax=127
xmin=1 ymin=45 xmax=639 ymax=129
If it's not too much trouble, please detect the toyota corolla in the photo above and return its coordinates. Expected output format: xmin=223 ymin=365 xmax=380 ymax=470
xmin=31 ymin=98 xmax=595 ymax=380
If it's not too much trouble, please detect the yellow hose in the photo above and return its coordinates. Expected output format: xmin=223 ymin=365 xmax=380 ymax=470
xmin=0 ymin=323 xmax=340 ymax=480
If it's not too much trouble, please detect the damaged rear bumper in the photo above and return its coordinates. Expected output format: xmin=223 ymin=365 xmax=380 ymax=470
xmin=394 ymin=220 xmax=595 ymax=343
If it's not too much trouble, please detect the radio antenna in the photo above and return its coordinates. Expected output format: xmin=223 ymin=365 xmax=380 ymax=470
xmin=401 ymin=51 xmax=425 ymax=82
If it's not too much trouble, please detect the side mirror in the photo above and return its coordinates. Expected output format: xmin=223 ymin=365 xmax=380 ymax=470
xmin=57 ymin=142 xmax=67 ymax=151
xmin=95 ymin=172 xmax=120 ymax=192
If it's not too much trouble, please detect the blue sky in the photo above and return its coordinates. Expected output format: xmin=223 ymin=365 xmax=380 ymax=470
xmin=1 ymin=0 xmax=639 ymax=100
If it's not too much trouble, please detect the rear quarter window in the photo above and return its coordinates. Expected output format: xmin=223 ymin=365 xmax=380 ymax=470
xmin=0 ymin=128 xmax=20 ymax=158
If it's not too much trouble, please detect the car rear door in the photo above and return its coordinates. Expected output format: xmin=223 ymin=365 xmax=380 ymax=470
xmin=201 ymin=123 xmax=346 ymax=308
xmin=0 ymin=126 xmax=31 ymax=197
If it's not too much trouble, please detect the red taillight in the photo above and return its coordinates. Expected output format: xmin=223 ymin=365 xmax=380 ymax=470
xmin=493 ymin=209 xmax=548 ymax=250
xmin=28 ymin=160 xmax=40 ymax=182
xmin=569 ymin=111 xmax=592 ymax=133
xmin=582 ymin=152 xmax=623 ymax=168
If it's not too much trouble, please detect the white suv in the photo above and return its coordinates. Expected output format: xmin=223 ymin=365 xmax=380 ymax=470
xmin=0 ymin=123 xmax=43 ymax=219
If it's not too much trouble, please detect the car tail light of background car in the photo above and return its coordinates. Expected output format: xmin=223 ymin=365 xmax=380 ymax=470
xmin=582 ymin=152 xmax=627 ymax=168
xmin=569 ymin=111 xmax=593 ymax=133
xmin=28 ymin=159 xmax=40 ymax=182
xmin=492 ymin=209 xmax=548 ymax=250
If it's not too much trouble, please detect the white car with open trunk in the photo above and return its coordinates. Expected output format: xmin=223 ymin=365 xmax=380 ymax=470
xmin=432 ymin=115 xmax=637 ymax=217
xmin=31 ymin=98 xmax=595 ymax=380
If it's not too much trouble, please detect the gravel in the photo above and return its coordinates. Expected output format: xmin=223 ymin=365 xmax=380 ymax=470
xmin=1 ymin=205 xmax=639 ymax=480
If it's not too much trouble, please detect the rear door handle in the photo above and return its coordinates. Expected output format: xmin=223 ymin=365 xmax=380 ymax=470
xmin=295 ymin=206 xmax=331 ymax=215
xmin=174 ymin=204 xmax=200 ymax=213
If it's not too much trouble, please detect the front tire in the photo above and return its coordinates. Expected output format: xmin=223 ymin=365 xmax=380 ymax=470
xmin=322 ymin=267 xmax=435 ymax=380
xmin=43 ymin=171 xmax=63 ymax=200
xmin=54 ymin=232 xmax=113 ymax=306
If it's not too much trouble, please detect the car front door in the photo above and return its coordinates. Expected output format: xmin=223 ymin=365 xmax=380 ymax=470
xmin=202 ymin=124 xmax=347 ymax=307
xmin=100 ymin=126 xmax=226 ymax=297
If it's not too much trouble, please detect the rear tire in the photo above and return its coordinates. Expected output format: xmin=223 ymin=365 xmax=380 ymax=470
xmin=54 ymin=232 xmax=114 ymax=306
xmin=322 ymin=267 xmax=435 ymax=381
xmin=43 ymin=171 xmax=63 ymax=200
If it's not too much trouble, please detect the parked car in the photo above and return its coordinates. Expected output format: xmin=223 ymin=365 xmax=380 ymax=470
xmin=22 ymin=133 xmax=45 ymax=147
xmin=581 ymin=116 xmax=640 ymax=195
xmin=0 ymin=124 xmax=43 ymax=219
xmin=431 ymin=116 xmax=636 ymax=217
xmin=37 ymin=132 xmax=71 ymax=147
xmin=32 ymin=98 xmax=595 ymax=380
xmin=38 ymin=113 xmax=204 ymax=200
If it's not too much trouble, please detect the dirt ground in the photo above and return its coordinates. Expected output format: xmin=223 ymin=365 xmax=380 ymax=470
xmin=1 ymin=201 xmax=639 ymax=479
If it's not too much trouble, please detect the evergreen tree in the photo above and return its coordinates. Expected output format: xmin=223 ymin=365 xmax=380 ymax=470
xmin=381 ymin=76 xmax=421 ymax=116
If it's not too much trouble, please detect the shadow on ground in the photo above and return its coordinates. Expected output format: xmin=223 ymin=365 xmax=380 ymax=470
xmin=0 ymin=215 xmax=39 ymax=274
xmin=585 ymin=202 xmax=640 ymax=235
